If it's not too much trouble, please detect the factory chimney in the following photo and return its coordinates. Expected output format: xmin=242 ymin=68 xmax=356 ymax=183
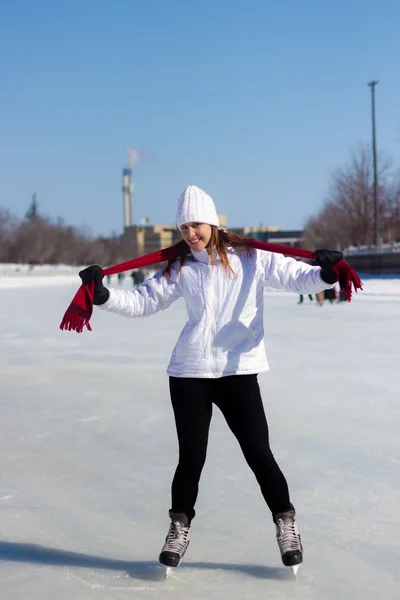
xmin=122 ymin=167 xmax=133 ymax=228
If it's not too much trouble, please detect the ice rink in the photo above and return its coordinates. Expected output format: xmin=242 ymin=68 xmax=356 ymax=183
xmin=0 ymin=272 xmax=399 ymax=599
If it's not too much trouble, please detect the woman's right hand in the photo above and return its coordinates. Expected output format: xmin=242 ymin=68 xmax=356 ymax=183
xmin=79 ymin=265 xmax=110 ymax=305
xmin=79 ymin=265 xmax=103 ymax=285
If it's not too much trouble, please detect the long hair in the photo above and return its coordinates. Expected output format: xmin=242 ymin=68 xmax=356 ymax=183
xmin=163 ymin=226 xmax=252 ymax=277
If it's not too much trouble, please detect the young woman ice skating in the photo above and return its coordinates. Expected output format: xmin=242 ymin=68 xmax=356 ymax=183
xmin=78 ymin=185 xmax=342 ymax=577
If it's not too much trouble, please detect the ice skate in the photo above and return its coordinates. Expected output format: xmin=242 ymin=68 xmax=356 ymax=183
xmin=159 ymin=511 xmax=190 ymax=576
xmin=274 ymin=508 xmax=303 ymax=577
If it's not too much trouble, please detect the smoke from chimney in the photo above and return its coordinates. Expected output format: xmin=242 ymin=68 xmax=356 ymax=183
xmin=122 ymin=147 xmax=152 ymax=229
xmin=126 ymin=147 xmax=139 ymax=169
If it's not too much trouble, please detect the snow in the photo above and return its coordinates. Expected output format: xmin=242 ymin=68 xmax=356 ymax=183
xmin=0 ymin=273 xmax=399 ymax=599
xmin=0 ymin=263 xmax=84 ymax=276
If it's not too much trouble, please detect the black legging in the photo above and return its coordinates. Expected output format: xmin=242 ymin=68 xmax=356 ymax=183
xmin=169 ymin=374 xmax=292 ymax=522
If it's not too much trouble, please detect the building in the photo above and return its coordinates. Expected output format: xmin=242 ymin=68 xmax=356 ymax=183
xmin=230 ymin=227 xmax=304 ymax=247
xmin=122 ymin=224 xmax=181 ymax=258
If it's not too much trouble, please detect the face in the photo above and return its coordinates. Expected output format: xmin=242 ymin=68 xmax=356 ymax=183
xmin=180 ymin=222 xmax=212 ymax=252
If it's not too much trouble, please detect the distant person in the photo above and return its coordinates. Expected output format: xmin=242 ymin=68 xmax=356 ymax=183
xmin=117 ymin=272 xmax=125 ymax=286
xmin=298 ymin=294 xmax=313 ymax=304
xmin=324 ymin=288 xmax=336 ymax=303
xmin=136 ymin=269 xmax=145 ymax=285
xmin=130 ymin=271 xmax=138 ymax=287
xmin=131 ymin=270 xmax=145 ymax=287
xmin=315 ymin=291 xmax=325 ymax=306
xmin=78 ymin=185 xmax=341 ymax=576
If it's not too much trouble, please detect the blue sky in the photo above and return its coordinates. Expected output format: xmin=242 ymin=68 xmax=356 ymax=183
xmin=1 ymin=0 xmax=399 ymax=236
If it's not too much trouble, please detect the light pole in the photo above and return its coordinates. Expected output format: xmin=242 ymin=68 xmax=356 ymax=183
xmin=368 ymin=80 xmax=379 ymax=247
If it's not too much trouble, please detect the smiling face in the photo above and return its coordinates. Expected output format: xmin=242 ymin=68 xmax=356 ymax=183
xmin=180 ymin=222 xmax=212 ymax=252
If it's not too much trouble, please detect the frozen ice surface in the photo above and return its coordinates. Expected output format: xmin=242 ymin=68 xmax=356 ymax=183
xmin=0 ymin=275 xmax=399 ymax=599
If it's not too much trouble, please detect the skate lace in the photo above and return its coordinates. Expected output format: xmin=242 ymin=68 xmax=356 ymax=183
xmin=276 ymin=518 xmax=301 ymax=554
xmin=164 ymin=521 xmax=190 ymax=555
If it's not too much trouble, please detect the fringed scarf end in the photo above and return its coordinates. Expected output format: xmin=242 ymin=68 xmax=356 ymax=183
xmin=59 ymin=312 xmax=93 ymax=333
xmin=334 ymin=260 xmax=363 ymax=302
xmin=59 ymin=283 xmax=94 ymax=333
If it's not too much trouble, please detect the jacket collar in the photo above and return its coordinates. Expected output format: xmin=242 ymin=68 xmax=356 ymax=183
xmin=190 ymin=249 xmax=210 ymax=264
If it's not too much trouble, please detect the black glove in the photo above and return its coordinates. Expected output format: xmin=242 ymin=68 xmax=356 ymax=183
xmin=79 ymin=265 xmax=110 ymax=305
xmin=314 ymin=249 xmax=343 ymax=284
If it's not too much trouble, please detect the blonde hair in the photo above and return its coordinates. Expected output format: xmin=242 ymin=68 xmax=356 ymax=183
xmin=163 ymin=226 xmax=252 ymax=277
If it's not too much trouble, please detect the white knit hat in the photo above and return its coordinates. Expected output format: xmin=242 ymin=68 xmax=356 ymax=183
xmin=176 ymin=185 xmax=219 ymax=230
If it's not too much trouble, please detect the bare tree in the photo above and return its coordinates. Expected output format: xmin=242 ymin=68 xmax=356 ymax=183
xmin=25 ymin=193 xmax=39 ymax=220
xmin=0 ymin=208 xmax=19 ymax=261
xmin=10 ymin=217 xmax=57 ymax=264
xmin=380 ymin=171 xmax=400 ymax=243
xmin=303 ymin=144 xmax=399 ymax=249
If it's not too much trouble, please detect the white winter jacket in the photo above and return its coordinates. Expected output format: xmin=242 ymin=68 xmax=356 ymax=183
xmin=99 ymin=248 xmax=332 ymax=378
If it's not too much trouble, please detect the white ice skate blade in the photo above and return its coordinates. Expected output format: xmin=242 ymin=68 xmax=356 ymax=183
xmin=291 ymin=565 xmax=300 ymax=578
xmin=165 ymin=567 xmax=172 ymax=579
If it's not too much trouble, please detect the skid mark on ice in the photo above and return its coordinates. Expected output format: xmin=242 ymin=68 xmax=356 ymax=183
xmin=71 ymin=568 xmax=157 ymax=592
xmin=34 ymin=432 xmax=54 ymax=439
xmin=6 ymin=453 xmax=38 ymax=460
xmin=66 ymin=416 xmax=101 ymax=424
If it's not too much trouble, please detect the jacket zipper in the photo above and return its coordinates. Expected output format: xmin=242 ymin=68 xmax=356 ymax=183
xmin=210 ymin=267 xmax=218 ymax=377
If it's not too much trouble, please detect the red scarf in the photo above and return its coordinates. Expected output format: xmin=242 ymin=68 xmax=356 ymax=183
xmin=60 ymin=240 xmax=363 ymax=333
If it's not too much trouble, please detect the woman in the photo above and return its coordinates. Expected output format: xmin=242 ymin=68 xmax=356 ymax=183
xmin=79 ymin=185 xmax=340 ymax=575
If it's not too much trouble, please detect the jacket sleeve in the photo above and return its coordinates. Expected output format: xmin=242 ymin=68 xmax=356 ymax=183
xmin=258 ymin=250 xmax=334 ymax=294
xmin=97 ymin=265 xmax=182 ymax=318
